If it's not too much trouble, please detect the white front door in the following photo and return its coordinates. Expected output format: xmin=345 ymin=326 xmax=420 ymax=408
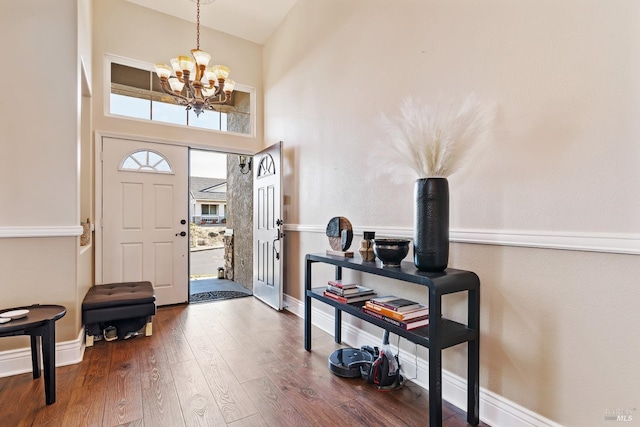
xmin=253 ymin=142 xmax=284 ymax=310
xmin=101 ymin=137 xmax=189 ymax=306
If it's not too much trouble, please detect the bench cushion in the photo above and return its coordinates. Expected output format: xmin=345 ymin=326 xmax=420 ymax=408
xmin=82 ymin=281 xmax=155 ymax=310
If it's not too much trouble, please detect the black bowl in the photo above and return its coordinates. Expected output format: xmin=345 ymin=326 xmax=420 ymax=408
xmin=372 ymin=239 xmax=410 ymax=267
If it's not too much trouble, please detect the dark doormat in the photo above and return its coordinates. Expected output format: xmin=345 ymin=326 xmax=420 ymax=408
xmin=189 ymin=290 xmax=252 ymax=303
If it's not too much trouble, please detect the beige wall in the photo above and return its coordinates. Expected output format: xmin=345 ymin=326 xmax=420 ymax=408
xmin=92 ymin=0 xmax=264 ymax=154
xmin=264 ymin=1 xmax=640 ymax=425
xmin=0 ymin=0 xmax=91 ymax=346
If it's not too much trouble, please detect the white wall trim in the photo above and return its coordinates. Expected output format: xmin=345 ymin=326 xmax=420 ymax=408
xmin=283 ymin=224 xmax=640 ymax=256
xmin=0 ymin=328 xmax=85 ymax=379
xmin=0 ymin=226 xmax=83 ymax=239
xmin=284 ymin=294 xmax=563 ymax=427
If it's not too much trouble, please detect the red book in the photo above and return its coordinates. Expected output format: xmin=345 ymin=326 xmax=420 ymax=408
xmin=362 ymin=308 xmax=429 ymax=330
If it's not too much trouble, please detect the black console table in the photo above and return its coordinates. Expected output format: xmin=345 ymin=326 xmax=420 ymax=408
xmin=304 ymin=253 xmax=480 ymax=427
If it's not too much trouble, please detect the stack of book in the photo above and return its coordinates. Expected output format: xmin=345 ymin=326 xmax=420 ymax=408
xmin=323 ymin=279 xmax=376 ymax=304
xmin=362 ymin=295 xmax=429 ymax=330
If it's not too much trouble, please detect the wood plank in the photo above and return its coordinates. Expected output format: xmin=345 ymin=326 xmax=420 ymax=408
xmin=241 ymin=376 xmax=308 ymax=427
xmin=157 ymin=308 xmax=196 ymax=364
xmin=170 ymin=360 xmax=227 ymax=426
xmin=195 ymin=342 xmax=259 ymax=424
xmin=261 ymin=359 xmax=354 ymax=426
xmin=4 ymin=373 xmax=45 ymax=427
xmin=142 ymin=378 xmax=186 ymax=427
xmin=75 ymin=343 xmax=112 ymax=388
xmin=226 ymin=413 xmax=269 ymax=427
xmin=61 ymin=382 xmax=107 ymax=427
xmin=102 ymin=341 xmax=144 ymax=427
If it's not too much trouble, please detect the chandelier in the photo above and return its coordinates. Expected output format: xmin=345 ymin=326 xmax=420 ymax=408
xmin=154 ymin=0 xmax=235 ymax=117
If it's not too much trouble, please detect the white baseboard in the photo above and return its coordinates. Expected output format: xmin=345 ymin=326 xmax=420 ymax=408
xmin=284 ymin=294 xmax=563 ymax=427
xmin=0 ymin=328 xmax=85 ymax=378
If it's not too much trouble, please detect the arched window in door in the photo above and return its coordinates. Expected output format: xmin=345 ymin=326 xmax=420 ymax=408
xmin=257 ymin=154 xmax=275 ymax=178
xmin=120 ymin=149 xmax=173 ymax=174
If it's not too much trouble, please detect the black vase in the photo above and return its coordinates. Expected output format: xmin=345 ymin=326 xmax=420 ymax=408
xmin=414 ymin=177 xmax=449 ymax=272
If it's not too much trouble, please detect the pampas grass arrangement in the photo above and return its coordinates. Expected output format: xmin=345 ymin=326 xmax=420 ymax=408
xmin=376 ymin=93 xmax=494 ymax=182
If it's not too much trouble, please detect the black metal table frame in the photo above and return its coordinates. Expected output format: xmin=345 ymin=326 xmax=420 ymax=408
xmin=304 ymin=253 xmax=480 ymax=427
xmin=0 ymin=304 xmax=67 ymax=405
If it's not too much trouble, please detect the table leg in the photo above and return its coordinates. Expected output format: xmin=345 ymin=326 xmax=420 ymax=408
xmin=41 ymin=320 xmax=56 ymax=405
xmin=30 ymin=335 xmax=41 ymax=379
xmin=304 ymin=258 xmax=312 ymax=351
xmin=333 ymin=266 xmax=342 ymax=343
xmin=429 ymin=291 xmax=443 ymax=427
xmin=467 ymin=287 xmax=481 ymax=425
xmin=334 ymin=308 xmax=342 ymax=343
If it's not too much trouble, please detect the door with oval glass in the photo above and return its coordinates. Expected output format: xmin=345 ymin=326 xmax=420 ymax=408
xmin=101 ymin=137 xmax=189 ymax=306
xmin=253 ymin=142 xmax=284 ymax=310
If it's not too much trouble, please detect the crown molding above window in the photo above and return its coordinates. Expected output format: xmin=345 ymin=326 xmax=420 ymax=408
xmin=0 ymin=226 xmax=83 ymax=239
xmin=283 ymin=224 xmax=640 ymax=256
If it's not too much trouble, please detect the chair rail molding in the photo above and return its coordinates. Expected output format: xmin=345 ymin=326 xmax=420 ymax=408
xmin=0 ymin=226 xmax=83 ymax=239
xmin=283 ymin=224 xmax=640 ymax=256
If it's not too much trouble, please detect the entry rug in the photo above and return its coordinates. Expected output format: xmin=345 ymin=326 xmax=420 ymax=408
xmin=190 ymin=290 xmax=252 ymax=303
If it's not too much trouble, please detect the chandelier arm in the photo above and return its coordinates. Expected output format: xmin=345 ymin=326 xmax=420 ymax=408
xmin=158 ymin=78 xmax=191 ymax=104
xmin=204 ymin=91 xmax=231 ymax=106
xmin=181 ymin=71 xmax=196 ymax=98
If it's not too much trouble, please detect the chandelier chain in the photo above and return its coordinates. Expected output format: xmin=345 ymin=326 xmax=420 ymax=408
xmin=196 ymin=0 xmax=201 ymax=50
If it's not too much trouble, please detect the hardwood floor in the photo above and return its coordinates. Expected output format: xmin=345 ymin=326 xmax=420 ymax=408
xmin=0 ymin=298 xmax=490 ymax=426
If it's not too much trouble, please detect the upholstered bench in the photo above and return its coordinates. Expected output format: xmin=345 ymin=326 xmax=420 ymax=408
xmin=82 ymin=281 xmax=156 ymax=347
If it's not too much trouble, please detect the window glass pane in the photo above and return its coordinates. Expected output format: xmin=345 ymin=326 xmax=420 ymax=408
xmin=189 ymin=109 xmax=222 ymax=131
xmin=156 ymin=160 xmax=171 ymax=172
xmin=148 ymin=151 xmax=162 ymax=166
xmin=122 ymin=157 xmax=140 ymax=169
xmin=152 ymin=99 xmax=188 ymax=126
xmin=112 ymin=63 xmax=150 ymax=90
xmin=132 ymin=151 xmax=148 ymax=164
xmin=221 ymin=113 xmax=228 ymax=132
xmin=110 ymin=93 xmax=150 ymax=119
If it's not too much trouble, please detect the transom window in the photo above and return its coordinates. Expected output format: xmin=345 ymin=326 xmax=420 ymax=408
xmin=120 ymin=150 xmax=173 ymax=174
xmin=107 ymin=56 xmax=254 ymax=136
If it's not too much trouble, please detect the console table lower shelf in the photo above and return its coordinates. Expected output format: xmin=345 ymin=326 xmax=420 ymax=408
xmin=303 ymin=253 xmax=480 ymax=427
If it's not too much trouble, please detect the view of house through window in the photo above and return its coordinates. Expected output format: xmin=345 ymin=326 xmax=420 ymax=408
xmin=109 ymin=61 xmax=252 ymax=135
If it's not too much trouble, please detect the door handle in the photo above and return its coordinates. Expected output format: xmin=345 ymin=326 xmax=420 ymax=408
xmin=273 ymin=219 xmax=284 ymax=260
xmin=176 ymin=231 xmax=186 ymax=237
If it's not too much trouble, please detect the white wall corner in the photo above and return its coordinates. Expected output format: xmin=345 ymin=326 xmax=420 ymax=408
xmin=284 ymin=294 xmax=564 ymax=427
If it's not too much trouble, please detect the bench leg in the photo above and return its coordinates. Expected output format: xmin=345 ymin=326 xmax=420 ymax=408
xmin=86 ymin=333 xmax=94 ymax=347
xmin=145 ymin=321 xmax=153 ymax=337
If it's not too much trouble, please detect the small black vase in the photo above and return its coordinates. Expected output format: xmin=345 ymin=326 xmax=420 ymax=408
xmin=414 ymin=177 xmax=449 ymax=272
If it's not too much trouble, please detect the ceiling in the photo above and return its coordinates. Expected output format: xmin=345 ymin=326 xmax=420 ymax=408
xmin=124 ymin=0 xmax=297 ymax=45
